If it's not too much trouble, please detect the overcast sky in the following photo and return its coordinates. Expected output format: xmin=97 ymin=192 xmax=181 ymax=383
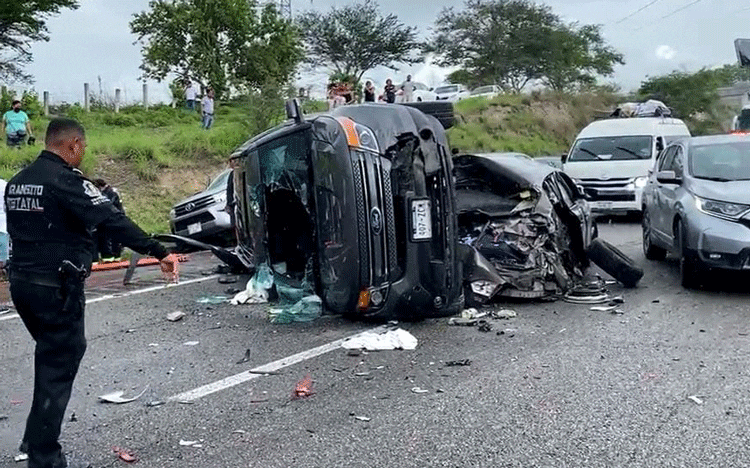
xmin=15 ymin=0 xmax=750 ymax=104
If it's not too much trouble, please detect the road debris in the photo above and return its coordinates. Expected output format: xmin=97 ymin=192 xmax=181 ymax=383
xmin=179 ymin=439 xmax=203 ymax=448
xmin=411 ymin=387 xmax=429 ymax=394
xmin=294 ymin=375 xmax=314 ymax=398
xmin=10 ymin=399 xmax=23 ymax=405
xmin=166 ymin=311 xmax=186 ymax=322
xmin=232 ymin=430 xmax=247 ymax=434
xmin=445 ymin=359 xmax=472 ymax=366
xmin=99 ymin=386 xmax=149 ymax=404
xmin=69 ymin=412 xmax=77 ymax=422
xmin=196 ymin=295 xmax=229 ymax=304
xmin=0 ymin=307 xmax=11 ymax=315
xmin=231 ymin=265 xmax=273 ymax=305
xmin=0 ymin=414 xmax=7 ymax=421
xmin=183 ymin=341 xmax=199 ymax=346
xmin=14 ymin=453 xmax=29 ymax=462
xmin=268 ymin=295 xmax=322 ymax=324
xmin=236 ymin=349 xmax=251 ymax=364
xmin=146 ymin=400 xmax=166 ymax=407
xmin=448 ymin=317 xmax=478 ymax=326
xmin=688 ymin=395 xmax=704 ymax=405
xmin=478 ymin=320 xmax=493 ymax=332
xmin=225 ymin=287 xmax=241 ymax=295
xmin=218 ymin=275 xmax=238 ymax=284
xmin=341 ymin=328 xmax=418 ymax=351
xmin=353 ymin=415 xmax=371 ymax=422
xmin=491 ymin=309 xmax=517 ymax=319
xmin=591 ymin=305 xmax=618 ymax=312
xmin=113 ymin=446 xmax=137 ymax=463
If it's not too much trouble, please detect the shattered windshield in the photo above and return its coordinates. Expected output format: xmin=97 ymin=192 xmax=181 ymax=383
xmin=206 ymin=169 xmax=231 ymax=192
xmin=690 ymin=141 xmax=750 ymax=181
xmin=568 ymin=136 xmax=653 ymax=162
xmin=257 ymin=130 xmax=311 ymax=197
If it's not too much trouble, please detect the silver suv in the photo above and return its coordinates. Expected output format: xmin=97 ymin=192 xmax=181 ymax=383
xmin=169 ymin=169 xmax=232 ymax=242
xmin=642 ymin=134 xmax=750 ymax=288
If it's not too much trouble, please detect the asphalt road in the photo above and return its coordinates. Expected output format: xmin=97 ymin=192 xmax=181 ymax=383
xmin=2 ymin=222 xmax=750 ymax=468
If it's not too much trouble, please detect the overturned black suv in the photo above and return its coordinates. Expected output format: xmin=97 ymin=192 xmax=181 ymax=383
xmin=222 ymin=101 xmax=463 ymax=320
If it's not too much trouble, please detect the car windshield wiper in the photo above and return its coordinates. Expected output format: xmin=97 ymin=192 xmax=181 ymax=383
xmin=695 ymin=176 xmax=732 ymax=182
xmin=615 ymin=146 xmax=645 ymax=159
xmin=574 ymin=147 xmax=599 ymax=159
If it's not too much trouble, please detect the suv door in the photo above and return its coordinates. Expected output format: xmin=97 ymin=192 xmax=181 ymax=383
xmin=651 ymin=145 xmax=677 ymax=240
xmin=659 ymin=145 xmax=686 ymax=247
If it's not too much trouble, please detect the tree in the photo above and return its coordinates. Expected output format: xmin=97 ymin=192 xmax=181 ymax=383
xmin=638 ymin=68 xmax=735 ymax=119
xmin=0 ymin=0 xmax=79 ymax=82
xmin=427 ymin=0 xmax=622 ymax=92
xmin=131 ymin=0 xmax=303 ymax=99
xmin=539 ymin=24 xmax=624 ymax=92
xmin=296 ymin=0 xmax=421 ymax=82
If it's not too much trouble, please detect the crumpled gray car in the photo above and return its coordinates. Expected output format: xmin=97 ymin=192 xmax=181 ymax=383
xmin=455 ymin=153 xmax=597 ymax=303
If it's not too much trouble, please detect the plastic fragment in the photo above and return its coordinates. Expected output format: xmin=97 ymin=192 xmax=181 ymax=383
xmin=236 ymin=349 xmax=251 ymax=364
xmin=167 ymin=311 xmax=186 ymax=322
xmin=113 ymin=447 xmax=137 ymax=463
xmin=411 ymin=387 xmax=429 ymax=394
xmin=99 ymin=386 xmax=148 ymax=404
xmin=196 ymin=295 xmax=229 ymax=304
xmin=688 ymin=395 xmax=704 ymax=405
xmin=294 ymin=375 xmax=314 ymax=398
xmin=354 ymin=416 xmax=371 ymax=422
xmin=183 ymin=341 xmax=199 ymax=346
xmin=179 ymin=440 xmax=200 ymax=446
xmin=14 ymin=453 xmax=29 ymax=462
xmin=341 ymin=328 xmax=417 ymax=351
xmin=492 ymin=309 xmax=517 ymax=319
xmin=146 ymin=400 xmax=165 ymax=407
xmin=445 ymin=359 xmax=472 ymax=367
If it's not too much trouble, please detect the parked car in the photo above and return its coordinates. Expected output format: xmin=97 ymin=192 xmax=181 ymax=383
xmin=563 ymin=115 xmax=691 ymax=216
xmin=434 ymin=84 xmax=471 ymax=102
xmin=470 ymin=85 xmax=502 ymax=99
xmin=454 ymin=152 xmax=597 ymax=302
xmin=395 ymin=82 xmax=437 ymax=103
xmin=169 ymin=169 xmax=232 ymax=243
xmin=642 ymin=134 xmax=750 ymax=288
xmin=180 ymin=100 xmax=462 ymax=321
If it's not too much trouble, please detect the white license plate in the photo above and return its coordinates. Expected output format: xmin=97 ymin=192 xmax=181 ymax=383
xmin=594 ymin=201 xmax=614 ymax=210
xmin=411 ymin=200 xmax=432 ymax=240
xmin=187 ymin=222 xmax=202 ymax=235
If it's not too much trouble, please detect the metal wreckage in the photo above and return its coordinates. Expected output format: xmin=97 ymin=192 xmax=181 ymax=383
xmin=164 ymin=100 xmax=642 ymax=321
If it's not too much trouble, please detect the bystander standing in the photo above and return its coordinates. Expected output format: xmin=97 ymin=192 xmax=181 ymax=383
xmin=363 ymin=81 xmax=376 ymax=102
xmin=400 ymin=75 xmax=416 ymax=103
xmin=201 ymin=88 xmax=215 ymax=130
xmin=185 ymin=80 xmax=198 ymax=111
xmin=2 ymin=100 xmax=33 ymax=148
xmin=383 ymin=79 xmax=396 ymax=104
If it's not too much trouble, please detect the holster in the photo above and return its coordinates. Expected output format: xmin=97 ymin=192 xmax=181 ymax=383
xmin=58 ymin=260 xmax=86 ymax=314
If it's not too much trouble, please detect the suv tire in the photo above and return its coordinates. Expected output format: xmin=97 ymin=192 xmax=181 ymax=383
xmin=587 ymin=238 xmax=645 ymax=288
xmin=676 ymin=220 xmax=703 ymax=289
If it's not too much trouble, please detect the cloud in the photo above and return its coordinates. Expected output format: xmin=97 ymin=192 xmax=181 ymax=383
xmin=655 ymin=45 xmax=677 ymax=61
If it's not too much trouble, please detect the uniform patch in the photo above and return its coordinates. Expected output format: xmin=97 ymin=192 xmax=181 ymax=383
xmin=82 ymin=180 xmax=110 ymax=206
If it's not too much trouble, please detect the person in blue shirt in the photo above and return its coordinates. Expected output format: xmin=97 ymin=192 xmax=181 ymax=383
xmin=2 ymin=100 xmax=33 ymax=148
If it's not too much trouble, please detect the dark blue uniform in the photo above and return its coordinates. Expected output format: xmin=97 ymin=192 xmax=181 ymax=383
xmin=4 ymin=150 xmax=168 ymax=468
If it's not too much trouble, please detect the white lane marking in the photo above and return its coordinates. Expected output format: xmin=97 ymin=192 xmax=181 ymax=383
xmin=169 ymin=325 xmax=390 ymax=402
xmin=0 ymin=275 xmax=221 ymax=322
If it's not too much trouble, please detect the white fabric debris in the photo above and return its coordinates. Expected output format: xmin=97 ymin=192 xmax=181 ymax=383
xmin=341 ymin=328 xmax=418 ymax=351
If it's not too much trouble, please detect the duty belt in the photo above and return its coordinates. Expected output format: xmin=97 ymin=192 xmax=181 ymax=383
xmin=9 ymin=269 xmax=62 ymax=288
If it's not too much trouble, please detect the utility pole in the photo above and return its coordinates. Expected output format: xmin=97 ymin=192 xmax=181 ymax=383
xmin=278 ymin=0 xmax=292 ymax=19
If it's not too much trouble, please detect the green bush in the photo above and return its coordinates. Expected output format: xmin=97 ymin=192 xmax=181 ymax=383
xmin=102 ymin=113 xmax=138 ymax=127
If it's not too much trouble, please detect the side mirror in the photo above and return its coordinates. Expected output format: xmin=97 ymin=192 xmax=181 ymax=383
xmin=656 ymin=137 xmax=665 ymax=152
xmin=656 ymin=170 xmax=681 ymax=184
xmin=285 ymin=98 xmax=304 ymax=123
xmin=560 ymin=153 xmax=567 ymax=164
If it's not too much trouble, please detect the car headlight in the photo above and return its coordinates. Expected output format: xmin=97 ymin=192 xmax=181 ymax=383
xmin=354 ymin=122 xmax=379 ymax=153
xmin=695 ymin=195 xmax=750 ymax=220
xmin=634 ymin=176 xmax=648 ymax=188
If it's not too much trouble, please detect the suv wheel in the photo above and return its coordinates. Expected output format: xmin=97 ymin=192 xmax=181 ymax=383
xmin=642 ymin=209 xmax=667 ymax=260
xmin=676 ymin=220 xmax=702 ymax=289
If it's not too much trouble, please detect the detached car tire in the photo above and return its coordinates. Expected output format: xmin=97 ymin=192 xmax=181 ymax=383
xmin=587 ymin=238 xmax=644 ymax=288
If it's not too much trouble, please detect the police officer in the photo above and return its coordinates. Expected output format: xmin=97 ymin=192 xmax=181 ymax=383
xmin=4 ymin=118 xmax=179 ymax=468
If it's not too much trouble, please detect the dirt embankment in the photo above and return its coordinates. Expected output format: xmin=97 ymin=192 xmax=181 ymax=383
xmin=449 ymin=91 xmax=620 ymax=156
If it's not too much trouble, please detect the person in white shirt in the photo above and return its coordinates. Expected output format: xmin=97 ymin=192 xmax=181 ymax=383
xmin=185 ymin=80 xmax=198 ymax=111
xmin=0 ymin=177 xmax=8 ymax=270
xmin=400 ymin=75 xmax=416 ymax=103
xmin=201 ymin=88 xmax=215 ymax=130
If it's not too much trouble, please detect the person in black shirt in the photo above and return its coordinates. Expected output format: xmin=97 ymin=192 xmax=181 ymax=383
xmin=363 ymin=81 xmax=375 ymax=102
xmin=5 ymin=118 xmax=178 ymax=468
xmin=383 ymin=79 xmax=396 ymax=104
xmin=93 ymin=178 xmax=125 ymax=260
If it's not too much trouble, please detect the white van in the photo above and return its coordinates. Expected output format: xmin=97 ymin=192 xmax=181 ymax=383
xmin=562 ymin=117 xmax=691 ymax=215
